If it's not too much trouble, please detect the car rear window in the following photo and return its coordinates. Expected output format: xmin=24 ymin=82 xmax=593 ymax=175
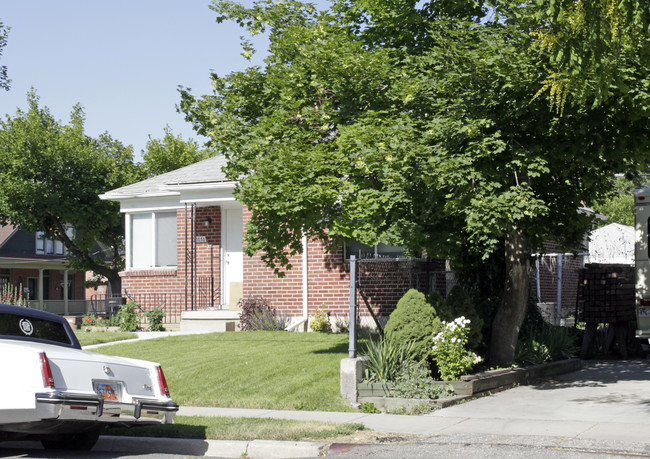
xmin=0 ymin=312 xmax=71 ymax=345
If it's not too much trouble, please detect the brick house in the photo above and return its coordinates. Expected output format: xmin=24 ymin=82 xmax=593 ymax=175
xmin=0 ymin=224 xmax=87 ymax=314
xmin=100 ymin=156 xmax=447 ymax=330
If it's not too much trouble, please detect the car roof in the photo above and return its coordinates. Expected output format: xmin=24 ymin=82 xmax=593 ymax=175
xmin=0 ymin=303 xmax=81 ymax=349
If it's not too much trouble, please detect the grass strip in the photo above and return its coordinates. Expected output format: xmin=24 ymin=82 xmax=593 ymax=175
xmin=94 ymin=331 xmax=360 ymax=412
xmin=105 ymin=416 xmax=365 ymax=441
xmin=75 ymin=331 xmax=138 ymax=346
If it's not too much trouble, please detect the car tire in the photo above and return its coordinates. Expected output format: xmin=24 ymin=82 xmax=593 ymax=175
xmin=40 ymin=427 xmax=102 ymax=451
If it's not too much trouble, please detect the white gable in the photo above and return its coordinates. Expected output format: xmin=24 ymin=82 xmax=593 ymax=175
xmin=587 ymin=223 xmax=634 ymax=265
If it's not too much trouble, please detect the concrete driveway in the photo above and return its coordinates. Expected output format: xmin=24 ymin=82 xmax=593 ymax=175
xmin=430 ymin=360 xmax=650 ymax=442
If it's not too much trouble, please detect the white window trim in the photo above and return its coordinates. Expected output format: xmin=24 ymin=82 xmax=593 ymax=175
xmin=127 ymin=211 xmax=178 ymax=269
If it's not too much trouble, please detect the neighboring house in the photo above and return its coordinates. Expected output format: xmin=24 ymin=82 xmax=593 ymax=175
xmin=0 ymin=224 xmax=86 ymax=314
xmin=586 ymin=223 xmax=634 ymax=265
xmin=100 ymin=156 xmax=448 ymax=330
xmin=532 ymin=219 xmax=629 ymax=324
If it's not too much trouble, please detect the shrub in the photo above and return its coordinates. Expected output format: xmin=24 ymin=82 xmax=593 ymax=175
xmin=360 ymin=402 xmax=380 ymax=413
xmin=82 ymin=313 xmax=97 ymax=327
xmin=431 ymin=317 xmax=482 ymax=381
xmin=515 ymin=325 xmax=579 ymax=365
xmin=309 ymin=306 xmax=331 ymax=333
xmin=430 ymin=286 xmax=483 ymax=350
xmin=239 ymin=296 xmax=270 ymax=331
xmin=390 ymin=361 xmax=455 ymax=400
xmin=384 ymin=289 xmax=441 ymax=362
xmin=362 ymin=334 xmax=416 ymax=382
xmin=118 ymin=301 xmax=140 ymax=332
xmin=238 ymin=296 xmax=288 ymax=331
xmin=248 ymin=307 xmax=289 ymax=331
xmin=145 ymin=308 xmax=166 ymax=332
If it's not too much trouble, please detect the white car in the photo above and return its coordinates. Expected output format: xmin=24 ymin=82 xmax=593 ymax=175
xmin=0 ymin=303 xmax=178 ymax=450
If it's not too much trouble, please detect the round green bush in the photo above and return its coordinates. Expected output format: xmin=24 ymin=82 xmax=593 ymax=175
xmin=384 ymin=289 xmax=441 ymax=362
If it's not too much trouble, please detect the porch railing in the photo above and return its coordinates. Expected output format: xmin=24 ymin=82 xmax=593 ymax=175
xmin=34 ymin=300 xmax=92 ymax=316
xmin=90 ymin=293 xmax=192 ymax=324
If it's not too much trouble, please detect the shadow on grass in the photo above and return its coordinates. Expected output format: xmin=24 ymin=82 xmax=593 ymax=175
xmin=312 ymin=341 xmax=349 ymax=354
xmin=106 ymin=423 xmax=208 ymax=439
xmin=104 ymin=417 xmax=365 ymax=442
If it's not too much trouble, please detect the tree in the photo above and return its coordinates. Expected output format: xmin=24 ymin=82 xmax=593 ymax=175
xmin=592 ymin=176 xmax=640 ymax=227
xmin=506 ymin=0 xmax=650 ymax=110
xmin=142 ymin=126 xmax=212 ymax=177
xmin=0 ymin=21 xmax=10 ymax=90
xmin=0 ymin=92 xmax=140 ymax=294
xmin=181 ymin=0 xmax=650 ymax=365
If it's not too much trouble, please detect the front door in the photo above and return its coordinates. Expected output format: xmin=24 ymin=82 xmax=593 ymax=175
xmin=222 ymin=207 xmax=244 ymax=310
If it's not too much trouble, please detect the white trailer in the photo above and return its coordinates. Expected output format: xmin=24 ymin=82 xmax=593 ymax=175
xmin=635 ymin=188 xmax=650 ymax=338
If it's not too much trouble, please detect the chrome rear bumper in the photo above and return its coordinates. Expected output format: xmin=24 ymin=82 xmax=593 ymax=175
xmin=35 ymin=391 xmax=178 ymax=424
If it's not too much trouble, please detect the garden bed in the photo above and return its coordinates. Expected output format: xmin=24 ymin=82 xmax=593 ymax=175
xmin=357 ymin=359 xmax=582 ymax=412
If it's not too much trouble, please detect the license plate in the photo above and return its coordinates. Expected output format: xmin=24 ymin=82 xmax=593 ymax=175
xmin=93 ymin=381 xmax=121 ymax=401
xmin=639 ymin=308 xmax=650 ymax=317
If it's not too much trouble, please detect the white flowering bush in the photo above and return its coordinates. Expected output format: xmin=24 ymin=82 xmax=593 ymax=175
xmin=431 ymin=316 xmax=482 ymax=381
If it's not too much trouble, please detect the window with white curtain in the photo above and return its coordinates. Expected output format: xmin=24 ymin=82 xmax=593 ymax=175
xmin=130 ymin=211 xmax=177 ymax=268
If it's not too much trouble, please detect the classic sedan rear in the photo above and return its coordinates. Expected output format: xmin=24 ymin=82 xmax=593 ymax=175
xmin=0 ymin=304 xmax=178 ymax=450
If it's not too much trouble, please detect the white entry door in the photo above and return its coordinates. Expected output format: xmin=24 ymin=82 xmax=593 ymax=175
xmin=222 ymin=207 xmax=244 ymax=310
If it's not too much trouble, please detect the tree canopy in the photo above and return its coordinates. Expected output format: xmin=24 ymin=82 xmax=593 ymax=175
xmin=516 ymin=0 xmax=650 ymax=111
xmin=141 ymin=126 xmax=212 ymax=177
xmin=0 ymin=92 xmax=140 ymax=293
xmin=181 ymin=0 xmax=650 ymax=365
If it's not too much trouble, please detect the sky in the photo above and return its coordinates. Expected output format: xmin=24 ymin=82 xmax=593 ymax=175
xmin=0 ymin=0 xmax=268 ymax=161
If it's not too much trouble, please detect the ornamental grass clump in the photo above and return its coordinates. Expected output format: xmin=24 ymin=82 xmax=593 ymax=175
xmin=362 ymin=334 xmax=416 ymax=382
xmin=431 ymin=316 xmax=482 ymax=381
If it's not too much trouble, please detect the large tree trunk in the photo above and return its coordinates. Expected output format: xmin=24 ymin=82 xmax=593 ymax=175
xmin=489 ymin=227 xmax=531 ymax=367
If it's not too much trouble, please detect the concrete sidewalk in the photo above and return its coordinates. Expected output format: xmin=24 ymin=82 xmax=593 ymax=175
xmin=4 ymin=360 xmax=650 ymax=457
xmin=80 ymin=334 xmax=650 ymax=456
xmin=173 ymin=360 xmax=650 ymax=456
xmin=82 ymin=330 xmax=215 ymax=349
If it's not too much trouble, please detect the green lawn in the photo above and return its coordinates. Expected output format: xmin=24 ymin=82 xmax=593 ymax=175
xmin=75 ymin=331 xmax=138 ymax=347
xmin=94 ymin=331 xmax=357 ymax=412
xmin=106 ymin=416 xmax=364 ymax=441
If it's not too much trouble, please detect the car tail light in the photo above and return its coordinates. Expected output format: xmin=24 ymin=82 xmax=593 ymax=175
xmin=155 ymin=365 xmax=170 ymax=397
xmin=40 ymin=352 xmax=55 ymax=388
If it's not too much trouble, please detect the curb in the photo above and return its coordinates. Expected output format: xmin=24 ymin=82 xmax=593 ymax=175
xmin=0 ymin=436 xmax=327 ymax=458
xmin=96 ymin=435 xmax=326 ymax=458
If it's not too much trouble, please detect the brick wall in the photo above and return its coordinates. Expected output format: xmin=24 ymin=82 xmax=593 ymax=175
xmin=120 ymin=205 xmax=446 ymax=322
xmin=242 ymin=232 xmax=350 ymax=316
xmin=242 ymin=209 xmax=448 ymax=320
xmin=120 ymin=206 xmax=222 ymax=316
